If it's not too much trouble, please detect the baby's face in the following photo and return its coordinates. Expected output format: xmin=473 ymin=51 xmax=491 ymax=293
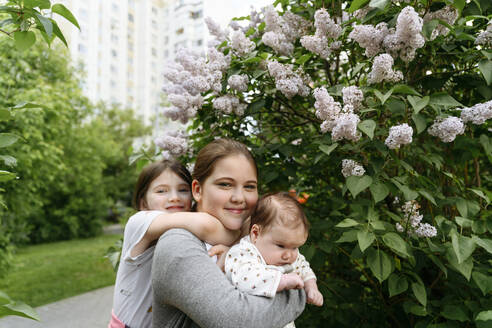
xmin=251 ymin=222 xmax=307 ymax=266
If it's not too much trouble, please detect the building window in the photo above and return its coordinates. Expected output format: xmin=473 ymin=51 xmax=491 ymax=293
xmin=111 ymin=34 xmax=118 ymax=42
xmin=128 ymin=42 xmax=133 ymax=51
xmin=110 ymin=65 xmax=117 ymax=73
xmin=112 ymin=3 xmax=119 ymax=12
xmin=176 ymin=28 xmax=184 ymax=35
xmin=164 ymin=50 xmax=169 ymax=58
xmin=111 ymin=49 xmax=118 ymax=57
xmin=78 ymin=43 xmax=87 ymax=54
xmin=164 ymin=36 xmax=169 ymax=44
xmin=193 ymin=39 xmax=203 ymax=47
xmin=152 ymin=7 xmax=157 ymax=15
xmin=152 ymin=48 xmax=157 ymax=56
xmin=190 ymin=10 xmax=202 ymax=19
xmin=128 ymin=13 xmax=134 ymax=22
xmin=152 ymin=20 xmax=157 ymax=29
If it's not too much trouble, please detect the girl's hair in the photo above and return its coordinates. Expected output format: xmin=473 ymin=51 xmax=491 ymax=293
xmin=192 ymin=138 xmax=257 ymax=184
xmin=250 ymin=192 xmax=310 ymax=234
xmin=133 ymin=159 xmax=192 ymax=210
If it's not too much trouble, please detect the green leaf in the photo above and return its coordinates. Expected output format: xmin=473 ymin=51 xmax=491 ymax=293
xmin=382 ymin=232 xmax=411 ymax=258
xmin=473 ymin=236 xmax=492 ymax=254
xmin=478 ymin=60 xmax=492 ymax=86
xmin=370 ymin=181 xmax=389 ymax=203
xmin=0 ymin=133 xmax=20 ymax=148
xmin=24 ymin=0 xmax=51 ymax=9
xmin=357 ymin=230 xmax=375 ymax=252
xmin=374 ymin=89 xmax=392 ymax=104
xmin=369 ymin=0 xmax=390 ymax=10
xmin=392 ymin=84 xmax=421 ymax=96
xmin=319 ymin=143 xmax=338 ymax=156
xmin=335 ymin=218 xmax=360 ymax=228
xmin=13 ymin=31 xmax=36 ymax=51
xmin=0 ymin=109 xmax=11 ymax=121
xmin=441 ymin=305 xmax=468 ymax=322
xmin=34 ymin=13 xmax=53 ymax=38
xmin=446 ymin=245 xmax=473 ymax=280
xmin=469 ymin=188 xmax=490 ymax=205
xmin=472 ymin=271 xmax=492 ymax=296
xmin=388 ymin=274 xmax=408 ymax=297
xmin=336 ymin=230 xmax=358 ymax=243
xmin=455 ymin=216 xmax=473 ymax=228
xmin=0 ymin=170 xmax=16 ymax=182
xmin=418 ymin=190 xmax=437 ymax=206
xmin=456 ymin=197 xmax=468 ymax=217
xmin=428 ymin=254 xmax=447 ymax=277
xmin=453 ymin=0 xmax=466 ymax=12
xmin=451 ymin=231 xmax=476 ymax=264
xmin=366 ymin=248 xmax=393 ymax=283
xmin=51 ymin=20 xmax=68 ymax=47
xmin=411 ymin=282 xmax=427 ymax=307
xmin=348 ymin=0 xmax=369 ymax=13
xmin=411 ymin=113 xmax=427 ymax=134
xmin=346 ymin=175 xmax=373 ymax=198
xmin=423 ymin=19 xmax=439 ymax=40
xmin=358 ymin=120 xmax=376 ymax=139
xmin=398 ymin=185 xmax=419 ymax=201
xmin=407 ymin=96 xmax=429 ymax=114
xmin=480 ymin=134 xmax=492 ymax=158
xmin=0 ymin=155 xmax=17 ymax=167
xmin=476 ymin=311 xmax=492 ymax=321
xmin=12 ymin=101 xmax=43 ymax=109
xmin=296 ymin=53 xmax=312 ymax=65
xmin=2 ymin=301 xmax=40 ymax=321
xmin=429 ymin=92 xmax=463 ymax=108
xmin=51 ymin=3 xmax=80 ymax=30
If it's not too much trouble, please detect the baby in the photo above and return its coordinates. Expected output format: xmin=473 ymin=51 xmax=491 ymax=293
xmin=225 ymin=192 xmax=323 ymax=327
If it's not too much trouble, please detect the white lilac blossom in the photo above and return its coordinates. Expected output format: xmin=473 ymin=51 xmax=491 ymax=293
xmin=331 ymin=113 xmax=361 ymax=142
xmin=460 ymin=100 xmax=492 ymax=125
xmin=475 ymin=19 xmax=492 ymax=45
xmin=262 ymin=31 xmax=294 ymax=56
xmin=313 ymin=87 xmax=341 ymax=121
xmin=301 ymin=9 xmax=341 ymax=59
xmin=228 ymin=74 xmax=249 ymax=92
xmin=342 ymin=86 xmax=364 ymax=111
xmin=367 ymin=54 xmax=403 ymax=84
xmin=423 ymin=6 xmax=458 ymax=40
xmin=383 ymin=6 xmax=425 ymax=62
xmin=385 ymin=123 xmax=413 ymax=149
xmin=396 ymin=201 xmax=437 ymax=238
xmin=341 ymin=159 xmax=366 ymax=177
xmin=154 ymin=131 xmax=188 ymax=160
xmin=353 ymin=7 xmax=370 ymax=20
xmin=212 ymin=95 xmax=247 ymax=116
xmin=348 ymin=23 xmax=389 ymax=58
xmin=428 ymin=116 xmax=465 ymax=142
xmin=267 ymin=61 xmax=310 ymax=99
xmin=205 ymin=17 xmax=228 ymax=42
xmin=230 ymin=30 xmax=255 ymax=57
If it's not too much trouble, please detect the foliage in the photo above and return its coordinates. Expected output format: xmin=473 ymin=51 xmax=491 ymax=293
xmin=174 ymin=0 xmax=492 ymax=326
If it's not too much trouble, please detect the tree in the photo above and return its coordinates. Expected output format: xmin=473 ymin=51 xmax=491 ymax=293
xmin=159 ymin=0 xmax=492 ymax=326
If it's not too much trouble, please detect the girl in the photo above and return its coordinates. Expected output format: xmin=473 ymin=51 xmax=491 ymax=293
xmin=152 ymin=139 xmax=306 ymax=328
xmin=109 ymin=159 xmax=240 ymax=328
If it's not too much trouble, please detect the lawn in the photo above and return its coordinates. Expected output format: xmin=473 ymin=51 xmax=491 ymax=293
xmin=0 ymin=234 xmax=121 ymax=308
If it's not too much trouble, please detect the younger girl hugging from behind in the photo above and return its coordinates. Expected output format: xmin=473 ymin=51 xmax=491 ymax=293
xmin=109 ymin=160 xmax=240 ymax=328
xmin=225 ymin=192 xmax=324 ymax=328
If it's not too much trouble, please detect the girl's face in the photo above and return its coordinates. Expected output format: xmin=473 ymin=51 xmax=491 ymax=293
xmin=142 ymin=169 xmax=192 ymax=212
xmin=192 ymin=154 xmax=258 ymax=231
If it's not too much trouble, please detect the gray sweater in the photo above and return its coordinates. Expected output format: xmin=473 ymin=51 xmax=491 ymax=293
xmin=152 ymin=229 xmax=306 ymax=328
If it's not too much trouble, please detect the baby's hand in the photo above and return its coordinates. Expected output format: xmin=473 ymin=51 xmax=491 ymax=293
xmin=304 ymin=279 xmax=323 ymax=306
xmin=277 ymin=273 xmax=304 ymax=292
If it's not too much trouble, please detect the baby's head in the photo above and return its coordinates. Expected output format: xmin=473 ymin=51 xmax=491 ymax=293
xmin=249 ymin=192 xmax=309 ymax=266
xmin=133 ymin=159 xmax=192 ymax=212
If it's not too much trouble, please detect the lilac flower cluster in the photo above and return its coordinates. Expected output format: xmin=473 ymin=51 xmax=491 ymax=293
xmin=267 ymin=60 xmax=311 ymax=99
xmin=423 ymin=6 xmax=458 ymax=40
xmin=428 ymin=116 xmax=465 ymax=142
xmin=231 ymin=30 xmax=255 ymax=57
xmin=342 ymin=86 xmax=364 ymax=111
xmin=367 ymin=54 xmax=403 ymax=84
xmin=348 ymin=22 xmax=389 ymax=58
xmin=228 ymin=74 xmax=249 ymax=92
xmin=460 ymin=100 xmax=492 ymax=125
xmin=475 ymin=19 xmax=492 ymax=45
xmin=205 ymin=17 xmax=228 ymax=44
xmin=162 ymin=48 xmax=230 ymax=123
xmin=154 ymin=130 xmax=188 ymax=160
xmin=314 ymin=86 xmax=362 ymax=141
xmin=301 ymin=9 xmax=342 ymax=59
xmin=262 ymin=5 xmax=311 ymax=56
xmin=396 ymin=201 xmax=437 ymax=238
xmin=212 ymin=95 xmax=247 ymax=116
xmin=385 ymin=123 xmax=413 ymax=149
xmin=341 ymin=159 xmax=365 ymax=177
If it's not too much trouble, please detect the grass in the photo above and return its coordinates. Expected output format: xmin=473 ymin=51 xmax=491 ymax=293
xmin=0 ymin=234 xmax=121 ymax=308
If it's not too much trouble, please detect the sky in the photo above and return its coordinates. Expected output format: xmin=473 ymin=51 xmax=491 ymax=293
xmin=204 ymin=0 xmax=273 ymax=26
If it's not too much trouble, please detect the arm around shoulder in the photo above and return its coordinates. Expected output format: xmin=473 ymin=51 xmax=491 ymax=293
xmin=152 ymin=229 xmax=306 ymax=328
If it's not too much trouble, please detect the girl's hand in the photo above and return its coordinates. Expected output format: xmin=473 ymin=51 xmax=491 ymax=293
xmin=304 ymin=279 xmax=323 ymax=306
xmin=277 ymin=273 xmax=304 ymax=291
xmin=208 ymin=244 xmax=230 ymax=272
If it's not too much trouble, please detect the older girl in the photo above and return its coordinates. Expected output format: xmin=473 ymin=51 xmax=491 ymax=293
xmin=152 ymin=139 xmax=306 ymax=328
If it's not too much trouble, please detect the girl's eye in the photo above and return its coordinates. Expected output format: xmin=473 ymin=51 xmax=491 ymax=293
xmin=245 ymin=184 xmax=257 ymax=190
xmin=179 ymin=188 xmax=190 ymax=193
xmin=218 ymin=182 xmax=231 ymax=187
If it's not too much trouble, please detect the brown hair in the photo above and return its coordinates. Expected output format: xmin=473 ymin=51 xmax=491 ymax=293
xmin=192 ymin=138 xmax=257 ymax=184
xmin=250 ymin=192 xmax=310 ymax=234
xmin=133 ymin=160 xmax=192 ymax=210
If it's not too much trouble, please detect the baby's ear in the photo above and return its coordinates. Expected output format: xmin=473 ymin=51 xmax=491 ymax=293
xmin=191 ymin=179 xmax=202 ymax=202
xmin=250 ymin=224 xmax=261 ymax=242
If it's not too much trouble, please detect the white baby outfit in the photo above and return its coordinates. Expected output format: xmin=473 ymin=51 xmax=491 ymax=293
xmin=225 ymin=236 xmax=316 ymax=328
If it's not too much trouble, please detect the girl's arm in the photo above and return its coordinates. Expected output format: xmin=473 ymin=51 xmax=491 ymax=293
xmin=131 ymin=212 xmax=239 ymax=257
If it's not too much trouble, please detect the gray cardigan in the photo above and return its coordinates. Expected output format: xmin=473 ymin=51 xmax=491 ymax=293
xmin=151 ymin=229 xmax=306 ymax=328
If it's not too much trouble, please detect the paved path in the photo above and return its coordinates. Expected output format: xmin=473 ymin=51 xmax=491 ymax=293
xmin=0 ymin=284 xmax=114 ymax=328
